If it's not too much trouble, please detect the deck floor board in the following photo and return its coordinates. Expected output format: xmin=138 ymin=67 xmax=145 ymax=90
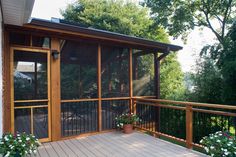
xmin=32 ymin=132 xmax=208 ymax=157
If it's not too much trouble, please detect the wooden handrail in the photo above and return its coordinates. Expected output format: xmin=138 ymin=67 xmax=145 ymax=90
xmin=136 ymin=101 xmax=186 ymax=110
xmin=133 ymin=97 xmax=236 ymax=110
xmin=132 ymin=97 xmax=236 ymax=150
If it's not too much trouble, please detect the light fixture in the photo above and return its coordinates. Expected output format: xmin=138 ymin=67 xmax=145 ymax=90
xmin=51 ymin=50 xmax=60 ymax=59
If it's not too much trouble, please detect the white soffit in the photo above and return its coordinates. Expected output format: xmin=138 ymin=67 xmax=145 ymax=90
xmin=1 ymin=0 xmax=35 ymax=26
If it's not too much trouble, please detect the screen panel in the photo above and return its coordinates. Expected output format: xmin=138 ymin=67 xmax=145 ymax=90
xmin=14 ymin=108 xmax=31 ymax=134
xmin=133 ymin=50 xmax=155 ymax=96
xmin=101 ymin=45 xmax=129 ymax=98
xmin=60 ymin=40 xmax=98 ymax=99
xmin=14 ymin=51 xmax=48 ymax=100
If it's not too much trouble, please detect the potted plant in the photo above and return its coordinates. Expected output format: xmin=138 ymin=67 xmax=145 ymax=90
xmin=200 ymin=131 xmax=236 ymax=157
xmin=115 ymin=113 xmax=139 ymax=134
xmin=0 ymin=132 xmax=41 ymax=157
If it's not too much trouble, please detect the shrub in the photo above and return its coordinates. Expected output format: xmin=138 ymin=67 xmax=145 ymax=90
xmin=200 ymin=131 xmax=236 ymax=157
xmin=0 ymin=132 xmax=40 ymax=157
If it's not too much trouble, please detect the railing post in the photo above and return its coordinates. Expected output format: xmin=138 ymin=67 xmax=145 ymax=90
xmin=186 ymin=105 xmax=193 ymax=149
xmin=133 ymin=99 xmax=137 ymax=115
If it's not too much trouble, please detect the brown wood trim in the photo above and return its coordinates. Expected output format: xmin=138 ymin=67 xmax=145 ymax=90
xmin=31 ymin=108 xmax=34 ymax=135
xmin=192 ymin=108 xmax=236 ymax=117
xmin=39 ymin=138 xmax=51 ymax=143
xmin=133 ymin=98 xmax=236 ymax=110
xmin=98 ymin=44 xmax=102 ymax=132
xmin=135 ymin=126 xmax=186 ymax=144
xmin=10 ymin=47 xmax=14 ymax=133
xmin=14 ymin=99 xmax=49 ymax=103
xmin=14 ymin=105 xmax=48 ymax=109
xmin=10 ymin=46 xmax=50 ymax=53
xmin=61 ymin=97 xmax=131 ymax=103
xmin=51 ymin=38 xmax=61 ymax=141
xmin=101 ymin=97 xmax=130 ymax=101
xmin=192 ymin=143 xmax=204 ymax=149
xmin=133 ymin=96 xmax=156 ymax=99
xmin=10 ymin=44 xmax=50 ymax=51
xmin=3 ymin=30 xmax=11 ymax=132
xmin=61 ymin=98 xmax=99 ymax=103
xmin=136 ymin=101 xmax=186 ymax=110
xmin=60 ymin=129 xmax=116 ymax=141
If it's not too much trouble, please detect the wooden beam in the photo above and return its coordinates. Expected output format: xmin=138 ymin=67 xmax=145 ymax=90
xmin=50 ymin=38 xmax=61 ymax=141
xmin=3 ymin=30 xmax=11 ymax=133
xmin=129 ymin=48 xmax=133 ymax=113
xmin=186 ymin=105 xmax=193 ymax=149
xmin=98 ymin=44 xmax=102 ymax=132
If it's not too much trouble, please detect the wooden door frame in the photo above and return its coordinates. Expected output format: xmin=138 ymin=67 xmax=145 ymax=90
xmin=10 ymin=46 xmax=52 ymax=142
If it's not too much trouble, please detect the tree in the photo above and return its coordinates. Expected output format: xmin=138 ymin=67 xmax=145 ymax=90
xmin=187 ymin=56 xmax=223 ymax=103
xmin=61 ymin=0 xmax=186 ymax=99
xmin=145 ymin=0 xmax=235 ymax=44
xmin=61 ymin=0 xmax=153 ymax=38
xmin=160 ymin=53 xmax=186 ymax=100
xmin=215 ymin=23 xmax=236 ymax=104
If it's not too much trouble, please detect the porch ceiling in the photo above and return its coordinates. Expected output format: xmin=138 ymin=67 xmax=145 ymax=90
xmin=1 ymin=0 xmax=34 ymax=25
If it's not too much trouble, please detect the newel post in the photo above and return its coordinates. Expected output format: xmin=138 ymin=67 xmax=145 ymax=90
xmin=186 ymin=105 xmax=193 ymax=149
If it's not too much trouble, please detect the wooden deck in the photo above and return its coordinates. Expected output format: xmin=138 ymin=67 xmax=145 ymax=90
xmin=34 ymin=132 xmax=207 ymax=157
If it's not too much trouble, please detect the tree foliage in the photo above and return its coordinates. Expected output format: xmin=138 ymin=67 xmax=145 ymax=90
xmin=145 ymin=0 xmax=236 ymax=43
xmin=187 ymin=23 xmax=236 ymax=104
xmin=62 ymin=0 xmax=152 ymax=38
xmin=61 ymin=0 xmax=186 ymax=99
xmin=187 ymin=56 xmax=223 ymax=103
xmin=160 ymin=53 xmax=186 ymax=100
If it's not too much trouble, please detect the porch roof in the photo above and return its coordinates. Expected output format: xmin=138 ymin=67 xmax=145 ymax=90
xmin=25 ymin=18 xmax=182 ymax=53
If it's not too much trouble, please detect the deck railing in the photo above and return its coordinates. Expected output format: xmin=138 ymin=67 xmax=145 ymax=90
xmin=132 ymin=97 xmax=236 ymax=149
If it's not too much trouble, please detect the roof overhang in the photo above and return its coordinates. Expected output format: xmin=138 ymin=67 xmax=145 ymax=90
xmin=1 ymin=0 xmax=34 ymax=26
xmin=23 ymin=18 xmax=182 ymax=53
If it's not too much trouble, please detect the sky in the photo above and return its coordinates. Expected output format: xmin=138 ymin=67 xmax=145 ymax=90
xmin=31 ymin=0 xmax=216 ymax=73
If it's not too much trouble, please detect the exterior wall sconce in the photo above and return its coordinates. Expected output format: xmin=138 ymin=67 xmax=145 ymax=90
xmin=51 ymin=50 xmax=60 ymax=59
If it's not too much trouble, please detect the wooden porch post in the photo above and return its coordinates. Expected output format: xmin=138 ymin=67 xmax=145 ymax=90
xmin=98 ymin=44 xmax=102 ymax=132
xmin=51 ymin=38 xmax=61 ymax=141
xmin=186 ymin=105 xmax=193 ymax=149
xmin=3 ymin=31 xmax=11 ymax=133
xmin=129 ymin=48 xmax=133 ymax=113
xmin=154 ymin=53 xmax=160 ymax=133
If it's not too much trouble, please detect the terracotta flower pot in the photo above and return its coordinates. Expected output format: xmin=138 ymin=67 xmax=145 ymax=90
xmin=123 ymin=124 xmax=133 ymax=134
